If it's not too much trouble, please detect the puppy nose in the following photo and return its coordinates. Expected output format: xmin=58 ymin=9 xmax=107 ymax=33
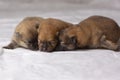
xmin=32 ymin=43 xmax=39 ymax=50
xmin=42 ymin=47 xmax=47 ymax=51
xmin=41 ymin=42 xmax=48 ymax=51
xmin=43 ymin=43 xmax=47 ymax=48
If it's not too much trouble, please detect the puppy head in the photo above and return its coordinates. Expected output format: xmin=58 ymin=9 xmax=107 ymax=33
xmin=37 ymin=18 xmax=73 ymax=52
xmin=14 ymin=25 xmax=39 ymax=50
xmin=38 ymin=33 xmax=58 ymax=52
xmin=38 ymin=26 xmax=58 ymax=52
xmin=59 ymin=27 xmax=78 ymax=50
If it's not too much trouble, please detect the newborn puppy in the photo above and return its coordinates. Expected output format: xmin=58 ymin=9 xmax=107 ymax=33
xmin=59 ymin=15 xmax=120 ymax=51
xmin=38 ymin=18 xmax=73 ymax=52
xmin=3 ymin=17 xmax=44 ymax=50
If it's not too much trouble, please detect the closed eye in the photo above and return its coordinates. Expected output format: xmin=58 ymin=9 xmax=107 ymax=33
xmin=48 ymin=41 xmax=56 ymax=46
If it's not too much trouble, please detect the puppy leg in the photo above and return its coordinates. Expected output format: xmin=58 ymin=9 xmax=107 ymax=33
xmin=90 ymin=30 xmax=103 ymax=48
xmin=90 ymin=31 xmax=119 ymax=51
xmin=3 ymin=41 xmax=18 ymax=49
xmin=100 ymin=35 xmax=119 ymax=51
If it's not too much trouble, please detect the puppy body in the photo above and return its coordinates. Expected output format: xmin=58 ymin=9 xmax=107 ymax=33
xmin=3 ymin=17 xmax=44 ymax=50
xmin=38 ymin=18 xmax=73 ymax=52
xmin=59 ymin=16 xmax=120 ymax=51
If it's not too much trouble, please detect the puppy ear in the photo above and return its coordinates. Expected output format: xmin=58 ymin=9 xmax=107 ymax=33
xmin=15 ymin=32 xmax=22 ymax=38
xmin=70 ymin=36 xmax=77 ymax=44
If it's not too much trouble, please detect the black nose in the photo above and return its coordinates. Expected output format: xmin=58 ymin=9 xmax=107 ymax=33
xmin=33 ymin=42 xmax=39 ymax=50
xmin=41 ymin=42 xmax=48 ymax=51
xmin=29 ymin=44 xmax=38 ymax=50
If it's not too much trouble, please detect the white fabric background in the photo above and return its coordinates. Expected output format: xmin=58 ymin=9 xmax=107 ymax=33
xmin=0 ymin=0 xmax=120 ymax=80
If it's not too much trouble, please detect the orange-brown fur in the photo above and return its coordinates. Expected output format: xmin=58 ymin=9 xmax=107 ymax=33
xmin=3 ymin=17 xmax=44 ymax=50
xmin=38 ymin=18 xmax=73 ymax=52
xmin=59 ymin=16 xmax=120 ymax=51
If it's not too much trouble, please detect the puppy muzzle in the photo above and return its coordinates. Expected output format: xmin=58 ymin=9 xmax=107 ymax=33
xmin=39 ymin=42 xmax=53 ymax=52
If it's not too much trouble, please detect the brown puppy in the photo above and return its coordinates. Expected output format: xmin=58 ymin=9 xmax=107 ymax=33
xmin=3 ymin=17 xmax=44 ymax=50
xmin=38 ymin=18 xmax=73 ymax=52
xmin=59 ymin=15 xmax=120 ymax=51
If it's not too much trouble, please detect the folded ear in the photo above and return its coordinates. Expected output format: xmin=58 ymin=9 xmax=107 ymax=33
xmin=3 ymin=41 xmax=18 ymax=49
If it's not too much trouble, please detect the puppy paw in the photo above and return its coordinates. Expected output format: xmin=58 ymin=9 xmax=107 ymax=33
xmin=3 ymin=42 xmax=17 ymax=49
xmin=3 ymin=46 xmax=14 ymax=49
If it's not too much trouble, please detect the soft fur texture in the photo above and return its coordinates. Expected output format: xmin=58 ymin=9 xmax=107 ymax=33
xmin=38 ymin=18 xmax=73 ymax=52
xmin=3 ymin=17 xmax=44 ymax=50
xmin=59 ymin=15 xmax=120 ymax=51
